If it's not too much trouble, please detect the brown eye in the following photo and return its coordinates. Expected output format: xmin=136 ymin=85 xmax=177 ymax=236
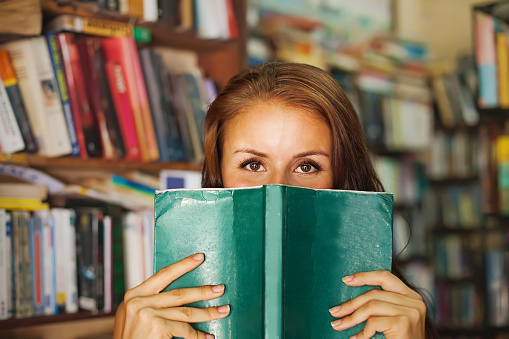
xmin=245 ymin=161 xmax=265 ymax=172
xmin=295 ymin=163 xmax=319 ymax=173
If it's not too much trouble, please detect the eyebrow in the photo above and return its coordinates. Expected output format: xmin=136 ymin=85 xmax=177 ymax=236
xmin=234 ymin=149 xmax=330 ymax=158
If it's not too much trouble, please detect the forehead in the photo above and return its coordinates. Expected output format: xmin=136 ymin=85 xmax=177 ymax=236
xmin=222 ymin=101 xmax=332 ymax=152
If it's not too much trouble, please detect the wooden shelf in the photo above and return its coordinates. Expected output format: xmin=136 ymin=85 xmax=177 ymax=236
xmin=0 ymin=153 xmax=202 ymax=172
xmin=41 ymin=0 xmax=240 ymax=53
xmin=0 ymin=312 xmax=114 ymax=330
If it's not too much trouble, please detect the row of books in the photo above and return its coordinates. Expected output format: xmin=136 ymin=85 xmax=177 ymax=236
xmin=486 ymin=248 xmax=509 ymax=326
xmin=0 ymin=204 xmax=154 ymax=320
xmin=428 ymin=129 xmax=480 ymax=180
xmin=434 ymin=235 xmax=480 ymax=280
xmin=331 ymin=69 xmax=434 ymax=152
xmin=474 ymin=3 xmax=509 ymax=110
xmin=434 ymin=282 xmax=482 ymax=328
xmin=63 ymin=0 xmax=239 ymax=40
xmin=0 ymin=33 xmax=213 ymax=162
xmin=425 ymin=184 xmax=483 ymax=229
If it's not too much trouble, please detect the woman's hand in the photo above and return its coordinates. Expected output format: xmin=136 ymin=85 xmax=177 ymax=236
xmin=329 ymin=270 xmax=426 ymax=339
xmin=114 ymin=253 xmax=230 ymax=339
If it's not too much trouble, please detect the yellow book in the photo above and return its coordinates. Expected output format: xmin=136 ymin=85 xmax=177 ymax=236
xmin=496 ymin=32 xmax=509 ymax=108
xmin=497 ymin=136 xmax=509 ymax=215
xmin=0 ymin=197 xmax=48 ymax=210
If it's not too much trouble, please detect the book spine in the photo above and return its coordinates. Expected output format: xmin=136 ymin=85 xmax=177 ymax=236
xmin=45 ymin=33 xmax=81 ymax=156
xmin=65 ymin=210 xmax=78 ymax=313
xmin=104 ymin=61 xmax=141 ymax=161
xmin=263 ymin=185 xmax=283 ymax=338
xmin=5 ymin=212 xmax=12 ymax=318
xmin=75 ymin=209 xmax=98 ymax=312
xmin=127 ymin=38 xmax=159 ymax=161
xmin=475 ymin=11 xmax=498 ymax=108
xmin=103 ymin=215 xmax=113 ymax=313
xmin=38 ymin=210 xmax=57 ymax=315
xmin=496 ymin=30 xmax=509 ymax=108
xmin=29 ymin=214 xmax=45 ymax=316
xmin=51 ymin=209 xmax=66 ymax=313
xmin=30 ymin=36 xmax=73 ymax=157
xmin=12 ymin=211 xmax=34 ymax=318
xmin=138 ymin=48 xmax=168 ymax=161
xmin=0 ymin=74 xmax=25 ymax=153
xmin=76 ymin=38 xmax=116 ymax=160
xmin=0 ymin=50 xmax=38 ymax=153
xmin=0 ymin=209 xmax=9 ymax=319
xmin=102 ymin=37 xmax=149 ymax=161
xmin=143 ymin=0 xmax=158 ymax=21
xmin=56 ymin=33 xmax=88 ymax=158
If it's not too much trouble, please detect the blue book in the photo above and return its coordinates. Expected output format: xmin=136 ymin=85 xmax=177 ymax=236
xmin=45 ymin=32 xmax=81 ymax=156
xmin=29 ymin=214 xmax=45 ymax=316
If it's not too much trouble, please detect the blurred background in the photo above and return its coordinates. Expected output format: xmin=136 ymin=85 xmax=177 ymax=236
xmin=0 ymin=0 xmax=508 ymax=338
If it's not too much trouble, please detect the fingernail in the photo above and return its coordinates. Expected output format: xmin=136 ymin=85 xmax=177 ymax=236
xmin=212 ymin=284 xmax=224 ymax=293
xmin=342 ymin=275 xmax=354 ymax=282
xmin=350 ymin=335 xmax=357 ymax=339
xmin=217 ymin=305 xmax=230 ymax=313
xmin=329 ymin=305 xmax=341 ymax=314
xmin=192 ymin=253 xmax=204 ymax=261
xmin=331 ymin=319 xmax=342 ymax=328
xmin=206 ymin=334 xmax=214 ymax=339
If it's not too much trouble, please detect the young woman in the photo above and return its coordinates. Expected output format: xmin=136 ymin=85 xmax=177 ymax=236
xmin=114 ymin=62 xmax=439 ymax=339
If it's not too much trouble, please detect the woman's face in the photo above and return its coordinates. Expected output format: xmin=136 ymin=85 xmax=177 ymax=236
xmin=221 ymin=101 xmax=334 ymax=189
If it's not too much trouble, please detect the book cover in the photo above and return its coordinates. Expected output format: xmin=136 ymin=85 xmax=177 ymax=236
xmin=29 ymin=36 xmax=73 ymax=157
xmin=76 ymin=37 xmax=126 ymax=160
xmin=11 ymin=210 xmax=34 ymax=318
xmin=0 ymin=72 xmax=25 ymax=153
xmin=57 ymin=33 xmax=103 ymax=158
xmin=29 ymin=213 xmax=45 ymax=316
xmin=75 ymin=208 xmax=100 ymax=312
xmin=102 ymin=37 xmax=155 ymax=162
xmin=154 ymin=185 xmax=393 ymax=338
xmin=45 ymin=32 xmax=81 ymax=156
xmin=103 ymin=61 xmax=141 ymax=161
xmin=0 ymin=209 xmax=9 ymax=319
xmin=0 ymin=49 xmax=38 ymax=153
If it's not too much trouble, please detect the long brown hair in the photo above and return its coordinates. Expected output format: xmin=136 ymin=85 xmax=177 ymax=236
xmin=201 ymin=61 xmax=439 ymax=338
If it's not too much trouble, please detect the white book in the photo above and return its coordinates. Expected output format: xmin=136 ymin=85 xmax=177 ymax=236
xmin=123 ymin=212 xmax=144 ymax=290
xmin=143 ymin=0 xmax=158 ymax=22
xmin=36 ymin=209 xmax=57 ymax=315
xmin=141 ymin=211 xmax=153 ymax=281
xmin=0 ymin=38 xmax=71 ymax=157
xmin=51 ymin=208 xmax=66 ymax=313
xmin=65 ymin=209 xmax=78 ymax=313
xmin=0 ymin=77 xmax=24 ymax=153
xmin=103 ymin=215 xmax=112 ymax=313
xmin=0 ymin=209 xmax=10 ymax=319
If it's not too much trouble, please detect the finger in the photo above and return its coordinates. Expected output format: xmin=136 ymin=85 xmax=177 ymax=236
xmin=157 ymin=318 xmax=215 ymax=339
xmin=158 ymin=304 xmax=231 ymax=323
xmin=329 ymin=288 xmax=426 ymax=319
xmin=351 ymin=316 xmax=394 ymax=339
xmin=331 ymin=299 xmax=415 ymax=331
xmin=342 ymin=270 xmax=422 ymax=300
xmin=127 ymin=253 xmax=205 ymax=298
xmin=146 ymin=284 xmax=226 ymax=308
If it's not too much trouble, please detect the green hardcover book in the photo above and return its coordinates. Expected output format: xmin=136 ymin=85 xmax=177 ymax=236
xmin=154 ymin=185 xmax=393 ymax=338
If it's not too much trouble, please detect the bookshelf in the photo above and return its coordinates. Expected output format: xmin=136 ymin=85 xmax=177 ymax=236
xmin=0 ymin=0 xmax=247 ymax=338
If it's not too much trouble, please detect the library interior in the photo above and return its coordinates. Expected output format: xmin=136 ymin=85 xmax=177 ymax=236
xmin=0 ymin=0 xmax=508 ymax=338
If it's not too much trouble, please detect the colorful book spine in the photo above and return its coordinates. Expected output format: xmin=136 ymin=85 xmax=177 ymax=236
xmin=0 ymin=50 xmax=38 ymax=153
xmin=128 ymin=39 xmax=159 ymax=162
xmin=104 ymin=61 xmax=141 ymax=161
xmin=475 ymin=11 xmax=498 ymax=108
xmin=497 ymin=136 xmax=509 ymax=215
xmin=57 ymin=33 xmax=103 ymax=158
xmin=45 ymin=32 xmax=81 ymax=156
xmin=29 ymin=214 xmax=45 ymax=316
xmin=0 ymin=72 xmax=25 ymax=153
xmin=102 ymin=37 xmax=150 ymax=161
xmin=0 ymin=209 xmax=10 ymax=319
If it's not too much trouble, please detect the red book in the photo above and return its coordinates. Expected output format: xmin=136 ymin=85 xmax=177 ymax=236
xmin=57 ymin=33 xmax=102 ymax=158
xmin=104 ymin=60 xmax=141 ymax=161
xmin=225 ymin=0 xmax=239 ymax=39
xmin=101 ymin=37 xmax=159 ymax=162
xmin=76 ymin=37 xmax=120 ymax=160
